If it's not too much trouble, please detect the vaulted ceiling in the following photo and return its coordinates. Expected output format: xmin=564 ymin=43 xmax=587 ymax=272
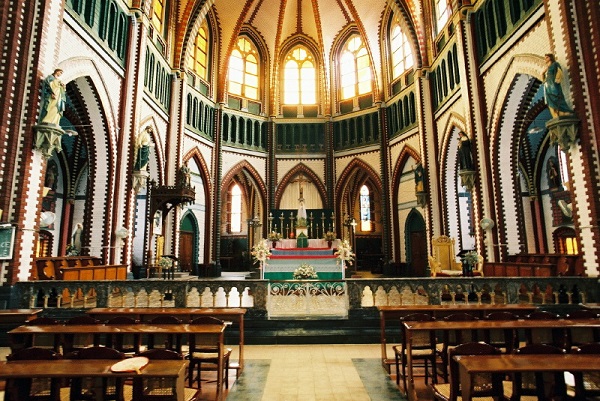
xmin=175 ymin=0 xmax=428 ymax=103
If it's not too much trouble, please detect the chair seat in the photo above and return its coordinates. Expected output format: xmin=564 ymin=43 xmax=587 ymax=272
xmin=120 ymin=385 xmax=199 ymax=401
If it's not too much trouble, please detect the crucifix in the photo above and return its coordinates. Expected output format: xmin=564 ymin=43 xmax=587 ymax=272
xmin=292 ymin=173 xmax=311 ymax=202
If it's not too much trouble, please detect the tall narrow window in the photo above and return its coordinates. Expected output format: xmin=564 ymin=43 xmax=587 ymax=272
xmin=340 ymin=35 xmax=372 ymax=100
xmin=390 ymin=21 xmax=414 ymax=80
xmin=230 ymin=184 xmax=242 ymax=233
xmin=187 ymin=22 xmax=209 ymax=80
xmin=360 ymin=185 xmax=372 ymax=231
xmin=283 ymin=46 xmax=316 ymax=104
xmin=228 ymin=37 xmax=259 ymax=100
xmin=151 ymin=0 xmax=166 ymax=35
xmin=435 ymin=0 xmax=451 ymax=34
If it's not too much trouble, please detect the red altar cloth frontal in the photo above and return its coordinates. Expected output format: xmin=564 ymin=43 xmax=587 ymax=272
xmin=273 ymin=247 xmax=330 ymax=251
xmin=270 ymin=255 xmax=336 ymax=259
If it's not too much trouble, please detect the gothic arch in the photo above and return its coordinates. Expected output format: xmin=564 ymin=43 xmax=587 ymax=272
xmin=221 ymin=160 xmax=267 ymax=224
xmin=335 ymin=158 xmax=383 ymax=229
xmin=391 ymin=145 xmax=421 ymax=261
xmin=274 ymin=164 xmax=327 ymax=209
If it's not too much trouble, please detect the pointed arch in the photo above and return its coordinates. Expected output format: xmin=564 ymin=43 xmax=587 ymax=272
xmin=221 ymin=160 xmax=267 ymax=226
xmin=274 ymin=164 xmax=327 ymax=209
xmin=335 ymin=158 xmax=383 ymax=229
xmin=390 ymin=145 xmax=421 ymax=261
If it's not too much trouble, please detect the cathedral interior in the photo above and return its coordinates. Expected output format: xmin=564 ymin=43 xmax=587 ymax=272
xmin=1 ymin=0 xmax=599 ymax=285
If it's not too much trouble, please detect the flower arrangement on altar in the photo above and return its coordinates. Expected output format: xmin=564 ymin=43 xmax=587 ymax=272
xmin=267 ymin=231 xmax=282 ymax=241
xmin=157 ymin=256 xmax=172 ymax=270
xmin=251 ymin=239 xmax=271 ymax=264
xmin=293 ymin=263 xmax=318 ymax=279
xmin=334 ymin=239 xmax=355 ymax=266
xmin=323 ymin=231 xmax=336 ymax=241
xmin=461 ymin=251 xmax=480 ymax=266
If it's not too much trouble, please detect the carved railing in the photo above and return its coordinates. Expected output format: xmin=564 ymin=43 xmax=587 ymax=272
xmin=10 ymin=277 xmax=598 ymax=316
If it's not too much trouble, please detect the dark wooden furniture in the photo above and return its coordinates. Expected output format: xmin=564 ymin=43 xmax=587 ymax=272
xmin=68 ymin=346 xmax=127 ymax=401
xmin=9 ymin=322 xmax=228 ymax=401
xmin=402 ymin=318 xmax=600 ymax=401
xmin=187 ymin=317 xmax=232 ymax=390
xmin=431 ymin=342 xmax=503 ymax=401
xmin=87 ymin=307 xmax=247 ymax=373
xmin=507 ymin=253 xmax=585 ymax=276
xmin=0 ymin=359 xmax=188 ymax=401
xmin=0 ymin=309 xmax=43 ymax=346
xmin=34 ymin=256 xmax=126 ymax=280
xmin=484 ymin=253 xmax=585 ymax=277
xmin=455 ymin=354 xmax=600 ymax=401
xmin=377 ymin=304 xmax=537 ymax=370
xmin=392 ymin=313 xmax=437 ymax=390
xmin=4 ymin=347 xmax=62 ymax=401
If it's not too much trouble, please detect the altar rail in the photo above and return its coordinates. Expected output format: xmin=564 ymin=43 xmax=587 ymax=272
xmin=9 ymin=277 xmax=598 ymax=314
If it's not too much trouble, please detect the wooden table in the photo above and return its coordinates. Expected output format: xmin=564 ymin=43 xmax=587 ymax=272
xmin=9 ymin=323 xmax=228 ymax=400
xmin=377 ymin=304 xmax=537 ymax=370
xmin=0 ymin=309 xmax=43 ymax=323
xmin=456 ymin=354 xmax=600 ymax=401
xmin=87 ymin=307 xmax=247 ymax=372
xmin=0 ymin=359 xmax=188 ymax=401
xmin=402 ymin=318 xmax=600 ymax=401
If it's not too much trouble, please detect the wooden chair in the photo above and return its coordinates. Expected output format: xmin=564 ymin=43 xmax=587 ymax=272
xmin=511 ymin=344 xmax=567 ymax=400
xmin=104 ymin=316 xmax=143 ymax=355
xmin=483 ymin=311 xmax=519 ymax=353
xmin=430 ymin=342 xmax=503 ymax=401
xmin=523 ymin=310 xmax=565 ymax=348
xmin=565 ymin=309 xmax=600 ymax=350
xmin=5 ymin=347 xmax=63 ymax=401
xmin=573 ymin=342 xmax=600 ymax=399
xmin=392 ymin=313 xmax=438 ymax=390
xmin=147 ymin=315 xmax=183 ymax=353
xmin=186 ymin=316 xmax=232 ymax=389
xmin=131 ymin=349 xmax=199 ymax=401
xmin=63 ymin=315 xmax=101 ymax=355
xmin=68 ymin=346 xmax=126 ymax=401
xmin=438 ymin=313 xmax=479 ymax=382
xmin=24 ymin=317 xmax=61 ymax=351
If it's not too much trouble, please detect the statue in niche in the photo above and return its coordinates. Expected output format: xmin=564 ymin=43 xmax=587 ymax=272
xmin=134 ymin=126 xmax=153 ymax=171
xmin=457 ymin=131 xmax=474 ymax=170
xmin=39 ymin=69 xmax=66 ymax=126
xmin=546 ymin=156 xmax=561 ymax=190
xmin=543 ymin=54 xmax=573 ymax=118
xmin=413 ymin=162 xmax=425 ymax=193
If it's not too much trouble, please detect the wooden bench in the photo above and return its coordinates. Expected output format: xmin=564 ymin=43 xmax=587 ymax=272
xmin=505 ymin=253 xmax=585 ymax=276
xmin=483 ymin=261 xmax=556 ymax=277
xmin=34 ymin=256 xmax=126 ymax=280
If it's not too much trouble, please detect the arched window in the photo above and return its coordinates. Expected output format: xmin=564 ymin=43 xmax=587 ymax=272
xmin=340 ymin=35 xmax=372 ymax=100
xmin=283 ymin=46 xmax=316 ymax=105
xmin=360 ymin=185 xmax=372 ymax=231
xmin=230 ymin=184 xmax=242 ymax=233
xmin=151 ymin=0 xmax=166 ymax=37
xmin=228 ymin=37 xmax=259 ymax=100
xmin=435 ymin=0 xmax=451 ymax=34
xmin=390 ymin=21 xmax=413 ymax=80
xmin=187 ymin=22 xmax=209 ymax=80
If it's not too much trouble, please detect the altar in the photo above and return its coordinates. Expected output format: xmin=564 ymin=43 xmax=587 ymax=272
xmin=271 ymin=239 xmax=341 ymax=249
xmin=264 ymin=247 xmax=345 ymax=280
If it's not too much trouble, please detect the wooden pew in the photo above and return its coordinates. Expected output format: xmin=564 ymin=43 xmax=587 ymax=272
xmin=505 ymin=253 xmax=585 ymax=276
xmin=482 ymin=261 xmax=556 ymax=277
xmin=34 ymin=256 xmax=126 ymax=280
